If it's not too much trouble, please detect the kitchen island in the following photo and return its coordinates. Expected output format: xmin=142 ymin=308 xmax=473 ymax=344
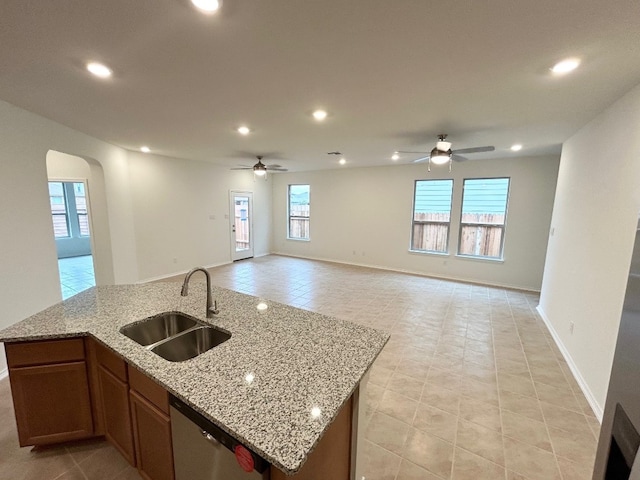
xmin=0 ymin=282 xmax=388 ymax=478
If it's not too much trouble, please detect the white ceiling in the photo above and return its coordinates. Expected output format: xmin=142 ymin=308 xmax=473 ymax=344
xmin=2 ymin=0 xmax=640 ymax=171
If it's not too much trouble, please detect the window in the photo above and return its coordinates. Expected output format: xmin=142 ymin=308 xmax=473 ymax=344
xmin=458 ymin=178 xmax=510 ymax=259
xmin=411 ymin=180 xmax=454 ymax=253
xmin=288 ymin=184 xmax=310 ymax=240
xmin=49 ymin=182 xmax=70 ymax=238
xmin=73 ymin=182 xmax=90 ymax=236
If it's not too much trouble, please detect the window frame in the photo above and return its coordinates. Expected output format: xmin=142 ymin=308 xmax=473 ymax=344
xmin=457 ymin=177 xmax=510 ymax=260
xmin=287 ymin=184 xmax=310 ymax=241
xmin=409 ymin=179 xmax=454 ymax=255
xmin=49 ymin=181 xmax=71 ymax=238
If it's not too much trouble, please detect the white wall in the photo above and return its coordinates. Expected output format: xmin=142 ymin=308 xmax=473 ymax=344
xmin=272 ymin=155 xmax=559 ymax=291
xmin=128 ymin=152 xmax=273 ymax=282
xmin=0 ymin=99 xmax=139 ymax=374
xmin=46 ymin=150 xmax=115 ymax=285
xmin=538 ymin=83 xmax=640 ymax=416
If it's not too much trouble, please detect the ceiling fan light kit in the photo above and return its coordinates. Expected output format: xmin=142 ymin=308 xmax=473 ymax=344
xmin=399 ymin=134 xmax=494 ymax=172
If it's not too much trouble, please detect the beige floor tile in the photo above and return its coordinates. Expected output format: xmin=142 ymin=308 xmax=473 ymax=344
xmin=396 ymin=459 xmax=446 ymax=480
xmin=539 ymin=401 xmax=593 ymax=437
xmin=458 ymin=395 xmax=502 ymax=433
xmin=534 ymin=382 xmax=582 ymax=413
xmin=547 ymin=426 xmax=597 ymax=465
xmin=421 ymin=384 xmax=461 ymax=416
xmin=378 ymin=389 xmax=419 ymax=424
xmin=495 ymin=358 xmax=531 ymax=378
xmin=503 ymin=437 xmax=561 ymax=480
xmin=387 ymin=372 xmax=426 ymax=401
xmin=499 ymin=391 xmax=544 ymax=423
xmin=412 ymin=403 xmax=458 ymax=443
xmin=365 ymin=411 xmax=410 ymax=456
xmin=556 ymin=456 xmax=594 ymax=480
xmin=77 ymin=442 xmax=132 ymax=479
xmin=461 ymin=362 xmax=497 ymax=385
xmin=501 ymin=410 xmax=552 ymax=452
xmin=497 ymin=372 xmax=537 ymax=398
xmin=452 ymin=447 xmax=506 ymax=480
xmin=369 ymin=365 xmax=394 ymax=387
xmin=456 ymin=419 xmax=505 ymax=466
xmin=362 ymin=440 xmax=402 ymax=480
xmin=403 ymin=427 xmax=454 ymax=479
xmin=458 ymin=377 xmax=500 ymax=407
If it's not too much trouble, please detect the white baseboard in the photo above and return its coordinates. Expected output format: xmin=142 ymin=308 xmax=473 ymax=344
xmin=137 ymin=261 xmax=233 ymax=284
xmin=536 ymin=305 xmax=603 ymax=421
xmin=271 ymin=252 xmax=540 ymax=293
xmin=0 ymin=368 xmax=8 ymax=381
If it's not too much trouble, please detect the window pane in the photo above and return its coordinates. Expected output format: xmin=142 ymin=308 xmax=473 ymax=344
xmin=73 ymin=182 xmax=90 ymax=236
xmin=411 ymin=180 xmax=453 ymax=253
xmin=49 ymin=182 xmax=69 ymax=238
xmin=288 ymin=185 xmax=310 ymax=240
xmin=459 ymin=178 xmax=509 ymax=258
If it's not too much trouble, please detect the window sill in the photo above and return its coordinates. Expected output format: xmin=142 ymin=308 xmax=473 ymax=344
xmin=408 ymin=249 xmax=450 ymax=257
xmin=455 ymin=254 xmax=504 ymax=264
xmin=287 ymin=237 xmax=310 ymax=242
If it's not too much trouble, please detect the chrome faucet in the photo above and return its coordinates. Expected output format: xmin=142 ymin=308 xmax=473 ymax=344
xmin=181 ymin=267 xmax=219 ymax=318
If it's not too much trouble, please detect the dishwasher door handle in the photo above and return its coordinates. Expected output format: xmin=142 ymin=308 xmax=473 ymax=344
xmin=201 ymin=430 xmax=221 ymax=445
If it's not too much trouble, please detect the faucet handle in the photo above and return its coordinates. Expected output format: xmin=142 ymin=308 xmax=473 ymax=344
xmin=209 ymin=300 xmax=220 ymax=315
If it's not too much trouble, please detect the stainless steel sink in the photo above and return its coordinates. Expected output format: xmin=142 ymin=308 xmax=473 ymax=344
xmin=120 ymin=312 xmax=198 ymax=346
xmin=120 ymin=312 xmax=230 ymax=362
xmin=151 ymin=327 xmax=231 ymax=362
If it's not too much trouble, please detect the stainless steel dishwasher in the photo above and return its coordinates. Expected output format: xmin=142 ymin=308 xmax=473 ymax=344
xmin=170 ymin=395 xmax=270 ymax=480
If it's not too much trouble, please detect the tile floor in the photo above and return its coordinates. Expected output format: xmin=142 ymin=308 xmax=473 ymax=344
xmin=58 ymin=255 xmax=96 ymax=300
xmin=0 ymin=255 xmax=600 ymax=479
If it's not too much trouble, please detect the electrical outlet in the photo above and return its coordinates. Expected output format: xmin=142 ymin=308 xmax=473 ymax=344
xmin=173 ymin=258 xmax=177 ymax=264
xmin=209 ymin=214 xmax=215 ymax=220
xmin=569 ymin=321 xmax=575 ymax=334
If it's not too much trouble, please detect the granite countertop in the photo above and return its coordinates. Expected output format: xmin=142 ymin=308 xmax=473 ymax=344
xmin=0 ymin=283 xmax=389 ymax=474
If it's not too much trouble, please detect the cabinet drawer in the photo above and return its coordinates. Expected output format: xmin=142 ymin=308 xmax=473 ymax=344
xmin=128 ymin=365 xmax=169 ymax=415
xmin=95 ymin=341 xmax=128 ymax=381
xmin=6 ymin=338 xmax=85 ymax=368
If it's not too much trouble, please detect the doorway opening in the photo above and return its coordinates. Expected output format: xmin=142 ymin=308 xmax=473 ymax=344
xmin=48 ymin=180 xmax=96 ymax=299
xmin=230 ymin=191 xmax=254 ymax=261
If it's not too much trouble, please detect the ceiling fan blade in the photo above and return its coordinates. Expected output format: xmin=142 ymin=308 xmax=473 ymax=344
xmin=230 ymin=167 xmax=252 ymax=170
xmin=451 ymin=154 xmax=469 ymax=162
xmin=452 ymin=146 xmax=495 ymax=155
xmin=267 ymin=167 xmax=288 ymax=171
xmin=412 ymin=156 xmax=430 ymax=163
xmin=266 ymin=164 xmax=282 ymax=168
xmin=397 ymin=150 xmax=428 ymax=154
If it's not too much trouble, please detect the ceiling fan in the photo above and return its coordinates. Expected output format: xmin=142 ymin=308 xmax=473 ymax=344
xmin=231 ymin=156 xmax=288 ymax=176
xmin=398 ymin=134 xmax=495 ymax=171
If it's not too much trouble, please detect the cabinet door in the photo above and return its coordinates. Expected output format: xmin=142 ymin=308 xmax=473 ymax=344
xmin=10 ymin=361 xmax=93 ymax=446
xmin=130 ymin=389 xmax=174 ymax=480
xmin=98 ymin=365 xmax=136 ymax=465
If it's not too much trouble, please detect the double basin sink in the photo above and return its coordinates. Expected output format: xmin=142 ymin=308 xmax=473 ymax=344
xmin=120 ymin=312 xmax=230 ymax=362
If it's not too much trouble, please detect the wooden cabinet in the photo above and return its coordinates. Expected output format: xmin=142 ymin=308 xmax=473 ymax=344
xmin=6 ymin=339 xmax=94 ymax=446
xmin=130 ymin=390 xmax=174 ymax=480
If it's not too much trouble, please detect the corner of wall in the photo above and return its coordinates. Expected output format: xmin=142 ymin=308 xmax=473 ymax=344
xmin=536 ymin=305 xmax=603 ymax=420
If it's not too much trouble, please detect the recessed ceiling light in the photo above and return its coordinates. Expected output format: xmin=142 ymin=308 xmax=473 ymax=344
xmin=510 ymin=144 xmax=522 ymax=152
xmin=391 ymin=153 xmax=399 ymax=161
xmin=551 ymin=58 xmax=580 ymax=75
xmin=339 ymin=158 xmax=346 ymax=165
xmin=237 ymin=126 xmax=250 ymax=135
xmin=86 ymin=62 xmax=112 ymax=79
xmin=313 ymin=110 xmax=328 ymax=121
xmin=191 ymin=0 xmax=222 ymax=14
xmin=140 ymin=146 xmax=151 ymax=153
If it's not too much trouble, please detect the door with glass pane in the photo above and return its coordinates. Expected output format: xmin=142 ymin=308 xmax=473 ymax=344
xmin=229 ymin=191 xmax=253 ymax=261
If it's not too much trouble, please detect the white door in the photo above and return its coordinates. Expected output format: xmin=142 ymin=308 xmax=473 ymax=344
xmin=229 ymin=191 xmax=254 ymax=261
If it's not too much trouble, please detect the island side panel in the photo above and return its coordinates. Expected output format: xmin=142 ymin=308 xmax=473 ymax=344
xmin=271 ymin=395 xmax=353 ymax=480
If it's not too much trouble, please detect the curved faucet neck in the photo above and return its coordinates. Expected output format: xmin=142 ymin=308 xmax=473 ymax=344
xmin=181 ymin=267 xmax=216 ymax=318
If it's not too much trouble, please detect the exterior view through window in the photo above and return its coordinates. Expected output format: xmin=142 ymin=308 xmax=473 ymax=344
xmin=48 ymin=181 xmax=90 ymax=238
xmin=459 ymin=178 xmax=510 ymax=259
xmin=288 ymin=184 xmax=310 ymax=240
xmin=411 ymin=180 xmax=454 ymax=253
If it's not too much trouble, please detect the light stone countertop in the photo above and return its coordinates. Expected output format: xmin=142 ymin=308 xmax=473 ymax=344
xmin=0 ymin=283 xmax=389 ymax=475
